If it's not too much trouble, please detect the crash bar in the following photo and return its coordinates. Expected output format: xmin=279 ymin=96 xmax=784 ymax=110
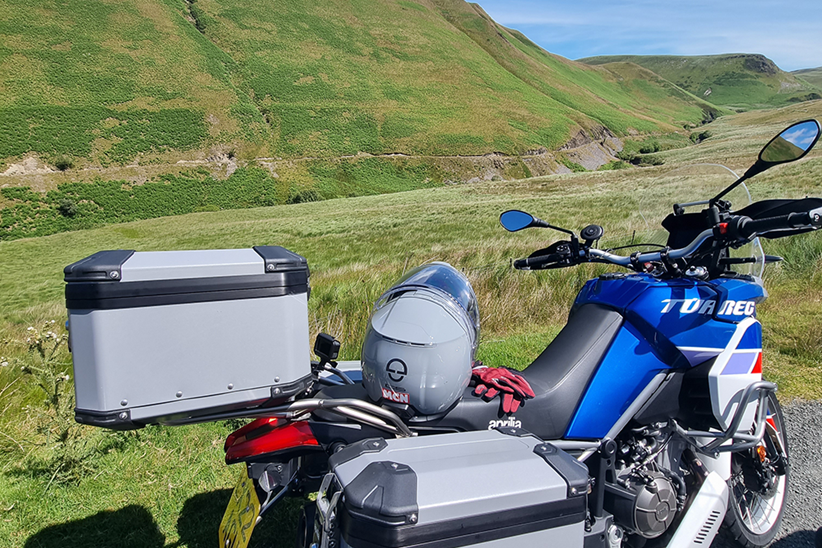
xmin=674 ymin=381 xmax=776 ymax=455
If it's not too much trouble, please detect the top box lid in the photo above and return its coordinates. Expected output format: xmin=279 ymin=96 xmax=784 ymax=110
xmin=64 ymin=246 xmax=308 ymax=283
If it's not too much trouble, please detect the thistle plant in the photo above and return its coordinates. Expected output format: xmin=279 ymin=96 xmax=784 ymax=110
xmin=20 ymin=321 xmax=71 ymax=411
xmin=8 ymin=320 xmax=103 ymax=484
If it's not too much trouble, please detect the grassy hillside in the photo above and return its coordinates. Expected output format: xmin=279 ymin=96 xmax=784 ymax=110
xmin=0 ymin=0 xmax=719 ymax=171
xmin=1 ymin=101 xmax=822 ymax=547
xmin=0 ymin=0 xmax=730 ymax=242
xmin=0 ymin=0 xmax=266 ymax=164
xmin=580 ymin=54 xmax=821 ymax=110
xmin=794 ymin=67 xmax=822 ymax=89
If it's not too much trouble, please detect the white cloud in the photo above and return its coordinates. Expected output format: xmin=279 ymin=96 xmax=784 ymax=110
xmin=782 ymin=125 xmax=817 ymax=149
xmin=476 ymin=0 xmax=822 ymax=71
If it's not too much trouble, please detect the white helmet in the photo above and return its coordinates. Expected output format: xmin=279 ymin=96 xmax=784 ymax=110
xmin=361 ymin=262 xmax=479 ymax=416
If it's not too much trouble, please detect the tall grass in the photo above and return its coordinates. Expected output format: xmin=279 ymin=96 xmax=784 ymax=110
xmin=1 ymin=102 xmax=822 ymax=547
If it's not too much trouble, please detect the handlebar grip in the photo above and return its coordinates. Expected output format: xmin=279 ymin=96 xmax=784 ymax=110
xmin=738 ymin=211 xmax=816 ymax=238
xmin=514 ymin=253 xmax=562 ymax=270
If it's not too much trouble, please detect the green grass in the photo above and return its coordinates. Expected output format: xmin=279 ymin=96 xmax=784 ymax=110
xmin=0 ymin=106 xmax=208 ymax=163
xmin=0 ymin=159 xmax=446 ymax=241
xmin=2 ymin=84 xmax=822 ymax=548
xmin=0 ymin=0 xmax=260 ymax=164
xmin=794 ymin=67 xmax=822 ymax=89
xmin=560 ymin=158 xmax=586 ymax=173
xmin=0 ymin=0 xmax=721 ymax=170
xmin=581 ymin=54 xmax=821 ymax=110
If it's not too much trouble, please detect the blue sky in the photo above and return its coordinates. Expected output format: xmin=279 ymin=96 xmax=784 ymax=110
xmin=782 ymin=124 xmax=817 ymax=149
xmin=476 ymin=0 xmax=822 ymax=72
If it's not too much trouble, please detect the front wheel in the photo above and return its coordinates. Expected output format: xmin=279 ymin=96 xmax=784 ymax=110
xmin=722 ymin=392 xmax=789 ymax=547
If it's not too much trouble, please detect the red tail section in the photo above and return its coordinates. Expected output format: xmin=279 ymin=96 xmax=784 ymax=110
xmin=224 ymin=417 xmax=319 ymax=464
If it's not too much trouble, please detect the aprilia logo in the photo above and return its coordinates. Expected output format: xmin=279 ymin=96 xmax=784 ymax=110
xmin=661 ymin=298 xmax=755 ymax=316
xmin=382 ymin=388 xmax=410 ymax=404
xmin=488 ymin=417 xmax=522 ymax=429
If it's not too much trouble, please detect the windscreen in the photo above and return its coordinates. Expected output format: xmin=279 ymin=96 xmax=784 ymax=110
xmin=637 ymin=164 xmax=765 ymax=278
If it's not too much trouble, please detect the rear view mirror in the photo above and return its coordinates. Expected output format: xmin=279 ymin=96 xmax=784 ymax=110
xmin=759 ymin=119 xmax=820 ymax=165
xmin=712 ymin=119 xmax=820 ymax=204
xmin=500 ymin=210 xmax=537 ymax=232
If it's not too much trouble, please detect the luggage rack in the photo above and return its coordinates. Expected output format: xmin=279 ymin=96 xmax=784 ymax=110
xmin=162 ymin=397 xmax=416 ymax=438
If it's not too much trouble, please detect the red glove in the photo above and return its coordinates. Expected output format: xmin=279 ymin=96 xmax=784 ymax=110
xmin=472 ymin=364 xmax=535 ymax=414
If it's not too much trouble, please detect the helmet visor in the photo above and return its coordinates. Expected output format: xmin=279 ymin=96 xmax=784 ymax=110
xmin=378 ymin=262 xmax=480 ymax=341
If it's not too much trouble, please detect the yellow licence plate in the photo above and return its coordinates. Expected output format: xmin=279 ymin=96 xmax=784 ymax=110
xmin=219 ymin=471 xmax=261 ymax=548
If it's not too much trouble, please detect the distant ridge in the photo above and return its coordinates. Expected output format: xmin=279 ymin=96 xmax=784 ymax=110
xmin=580 ymin=54 xmax=821 ymax=110
xmin=794 ymin=68 xmax=822 ymax=89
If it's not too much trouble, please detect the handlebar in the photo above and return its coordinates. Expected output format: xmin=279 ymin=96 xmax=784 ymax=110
xmin=513 ymin=206 xmax=821 ymax=272
xmin=588 ymin=229 xmax=716 ymax=267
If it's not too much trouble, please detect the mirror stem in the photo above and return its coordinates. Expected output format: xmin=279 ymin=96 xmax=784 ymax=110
xmin=711 ymin=177 xmax=743 ymax=206
xmin=544 ymin=222 xmax=577 ymax=239
xmin=528 ymin=215 xmax=579 ymax=242
xmin=711 ymin=162 xmax=764 ymax=205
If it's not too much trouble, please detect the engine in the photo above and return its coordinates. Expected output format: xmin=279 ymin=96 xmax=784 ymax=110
xmin=607 ymin=471 xmax=678 ymax=538
xmin=604 ymin=424 xmax=688 ymax=539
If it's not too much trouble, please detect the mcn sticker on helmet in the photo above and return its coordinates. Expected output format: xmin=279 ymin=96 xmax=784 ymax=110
xmin=382 ymin=388 xmax=410 ymax=404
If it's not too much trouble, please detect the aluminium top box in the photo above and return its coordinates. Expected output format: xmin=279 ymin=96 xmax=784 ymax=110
xmin=64 ymin=246 xmax=312 ymax=430
xmin=323 ymin=428 xmax=588 ymax=548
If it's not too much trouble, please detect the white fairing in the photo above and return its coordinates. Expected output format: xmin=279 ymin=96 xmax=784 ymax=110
xmin=698 ymin=451 xmax=732 ymax=481
xmin=708 ymin=317 xmax=762 ymax=431
xmin=667 ymin=472 xmax=728 ymax=548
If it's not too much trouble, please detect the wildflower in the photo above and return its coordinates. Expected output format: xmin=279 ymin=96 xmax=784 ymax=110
xmin=27 ymin=327 xmax=34 ymax=331
xmin=0 ymin=357 xmax=8 ymax=367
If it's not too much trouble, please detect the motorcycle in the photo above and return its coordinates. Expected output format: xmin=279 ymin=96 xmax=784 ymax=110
xmin=218 ymin=120 xmax=822 ymax=548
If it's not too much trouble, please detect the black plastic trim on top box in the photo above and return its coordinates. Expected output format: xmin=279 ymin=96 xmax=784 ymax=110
xmin=344 ymin=461 xmax=419 ymax=525
xmin=253 ymin=246 xmax=310 ymax=275
xmin=65 ymin=272 xmax=309 ymax=310
xmin=75 ymin=375 xmax=313 ymax=429
xmin=74 ymin=408 xmax=137 ymax=431
xmin=533 ymin=442 xmax=590 ymax=498
xmin=64 ymin=250 xmax=135 ymax=282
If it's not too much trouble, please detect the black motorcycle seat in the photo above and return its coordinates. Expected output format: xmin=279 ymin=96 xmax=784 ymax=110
xmin=314 ymin=304 xmax=623 ymax=440
xmin=427 ymin=304 xmax=623 ymax=439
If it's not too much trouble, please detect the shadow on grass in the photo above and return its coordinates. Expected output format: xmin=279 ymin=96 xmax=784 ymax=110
xmin=23 ymin=504 xmax=165 ymax=548
xmin=23 ymin=489 xmax=306 ymax=548
xmin=176 ymin=488 xmax=306 ymax=548
xmin=175 ymin=488 xmax=231 ymax=548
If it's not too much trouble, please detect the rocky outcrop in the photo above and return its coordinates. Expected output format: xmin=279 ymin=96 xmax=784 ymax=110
xmin=743 ymin=54 xmax=778 ymax=75
xmin=557 ymin=126 xmax=623 ymax=170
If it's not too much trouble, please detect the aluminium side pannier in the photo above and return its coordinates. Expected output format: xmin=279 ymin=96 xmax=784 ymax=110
xmin=314 ymin=428 xmax=588 ymax=548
